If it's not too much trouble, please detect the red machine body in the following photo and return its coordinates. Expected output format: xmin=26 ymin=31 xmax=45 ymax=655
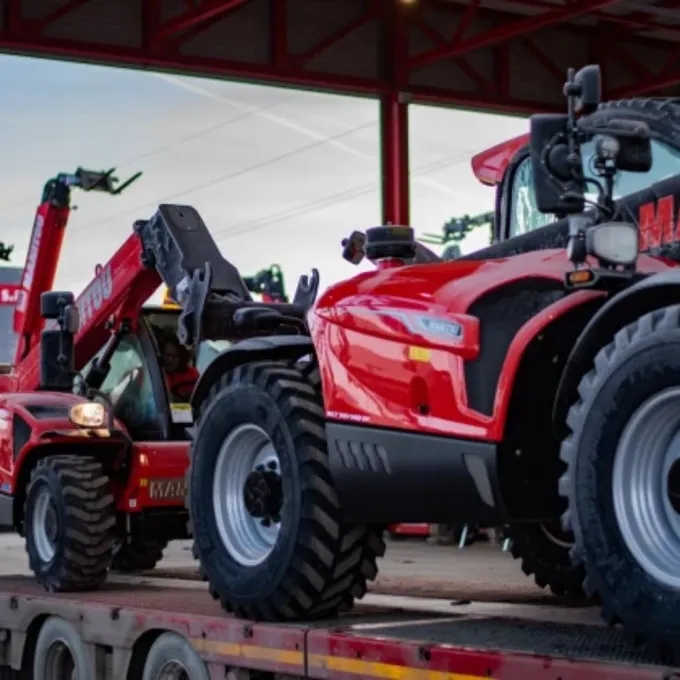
xmin=0 ymin=168 xmax=190 ymax=539
xmin=311 ymin=249 xmax=671 ymax=443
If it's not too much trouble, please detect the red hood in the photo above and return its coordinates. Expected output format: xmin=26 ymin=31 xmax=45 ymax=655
xmin=315 ymin=249 xmax=674 ymax=321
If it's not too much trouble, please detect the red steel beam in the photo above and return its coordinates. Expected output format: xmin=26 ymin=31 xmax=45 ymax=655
xmin=155 ymin=0 xmax=250 ymax=42
xmin=3 ymin=0 xmax=22 ymax=35
xmin=451 ymin=0 xmax=479 ymax=43
xmin=520 ymin=38 xmax=564 ymax=86
xmin=271 ymin=0 xmax=288 ymax=68
xmin=605 ymin=40 xmax=653 ymax=82
xmin=293 ymin=6 xmax=379 ymax=66
xmin=24 ymin=0 xmax=95 ymax=32
xmin=410 ymin=0 xmax=626 ymax=70
xmin=143 ymin=0 xmax=162 ymax=51
xmin=411 ymin=15 xmax=491 ymax=94
xmin=610 ymin=68 xmax=680 ymax=99
xmin=0 ymin=31 xmax=387 ymax=95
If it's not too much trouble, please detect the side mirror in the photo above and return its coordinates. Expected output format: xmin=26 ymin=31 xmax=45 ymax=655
xmin=571 ymin=65 xmax=601 ymax=115
xmin=41 ymin=291 xmax=75 ymax=321
xmin=63 ymin=305 xmax=80 ymax=334
xmin=529 ymin=114 xmax=584 ymax=215
xmin=39 ymin=291 xmax=78 ymax=391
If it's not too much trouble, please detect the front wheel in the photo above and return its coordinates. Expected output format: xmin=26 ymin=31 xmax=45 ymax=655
xmin=187 ymin=360 xmax=384 ymax=621
xmin=24 ymin=455 xmax=116 ymax=591
xmin=560 ymin=306 xmax=680 ymax=661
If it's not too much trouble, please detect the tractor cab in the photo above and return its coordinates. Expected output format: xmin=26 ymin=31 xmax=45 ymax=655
xmin=79 ymin=302 xmax=232 ymax=442
xmin=471 ymin=112 xmax=680 ymax=249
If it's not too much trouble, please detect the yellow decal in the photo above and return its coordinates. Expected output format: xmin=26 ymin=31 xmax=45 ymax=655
xmin=409 ymin=346 xmax=431 ymax=362
xmin=188 ymin=639 xmax=487 ymax=680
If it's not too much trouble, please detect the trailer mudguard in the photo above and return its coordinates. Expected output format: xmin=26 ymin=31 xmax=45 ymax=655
xmin=191 ymin=335 xmax=314 ymax=410
xmin=553 ymin=269 xmax=680 ymax=430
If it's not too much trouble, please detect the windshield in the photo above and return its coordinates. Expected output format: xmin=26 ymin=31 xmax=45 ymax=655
xmin=509 ymin=138 xmax=680 ymax=238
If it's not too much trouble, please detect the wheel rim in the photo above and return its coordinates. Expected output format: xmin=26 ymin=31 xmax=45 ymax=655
xmin=44 ymin=640 xmax=77 ymax=680
xmin=157 ymin=660 xmax=190 ymax=680
xmin=33 ymin=485 xmax=59 ymax=564
xmin=539 ymin=522 xmax=574 ymax=549
xmin=213 ymin=423 xmax=283 ymax=567
xmin=613 ymin=386 xmax=680 ymax=590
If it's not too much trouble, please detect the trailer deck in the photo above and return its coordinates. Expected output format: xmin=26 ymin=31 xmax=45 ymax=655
xmin=0 ymin=573 xmax=672 ymax=680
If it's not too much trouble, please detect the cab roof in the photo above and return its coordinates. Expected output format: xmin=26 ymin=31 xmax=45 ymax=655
xmin=470 ymin=133 xmax=529 ymax=187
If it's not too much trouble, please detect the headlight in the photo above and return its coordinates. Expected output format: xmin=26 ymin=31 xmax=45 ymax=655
xmin=69 ymin=402 xmax=106 ymax=428
xmin=586 ymin=222 xmax=639 ymax=265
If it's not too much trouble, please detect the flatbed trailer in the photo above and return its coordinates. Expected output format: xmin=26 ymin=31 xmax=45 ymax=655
xmin=0 ymin=575 xmax=676 ymax=680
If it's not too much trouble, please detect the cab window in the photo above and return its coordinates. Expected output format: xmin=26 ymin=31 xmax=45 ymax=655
xmin=144 ymin=309 xmax=232 ymax=426
xmin=82 ymin=334 xmax=162 ymax=437
xmin=508 ymin=138 xmax=680 ymax=239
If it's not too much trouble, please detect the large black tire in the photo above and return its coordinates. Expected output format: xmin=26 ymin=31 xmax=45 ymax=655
xmin=187 ymin=359 xmax=385 ymax=621
xmin=142 ymin=632 xmax=210 ymax=680
xmin=505 ymin=522 xmax=585 ymax=597
xmin=24 ymin=455 xmax=116 ymax=591
xmin=111 ymin=535 xmax=168 ymax=573
xmin=560 ymin=306 xmax=680 ymax=661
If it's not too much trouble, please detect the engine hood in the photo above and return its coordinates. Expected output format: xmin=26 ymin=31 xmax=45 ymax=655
xmin=312 ymin=249 xmax=673 ymax=353
xmin=318 ymin=249 xmax=573 ymax=318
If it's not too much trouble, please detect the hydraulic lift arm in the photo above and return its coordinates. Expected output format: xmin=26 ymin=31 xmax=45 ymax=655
xmin=12 ymin=167 xmax=142 ymax=366
xmin=15 ymin=203 xmax=319 ymax=392
xmin=133 ymin=205 xmax=318 ymax=347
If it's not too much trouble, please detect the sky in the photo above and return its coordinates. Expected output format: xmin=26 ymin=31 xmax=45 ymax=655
xmin=0 ymin=54 xmax=528 ymax=301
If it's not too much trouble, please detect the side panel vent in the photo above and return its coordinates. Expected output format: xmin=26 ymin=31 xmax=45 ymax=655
xmin=333 ymin=439 xmax=392 ymax=474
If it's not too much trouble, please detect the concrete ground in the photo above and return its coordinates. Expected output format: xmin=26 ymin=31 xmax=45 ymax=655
xmin=0 ymin=533 xmax=585 ymax=605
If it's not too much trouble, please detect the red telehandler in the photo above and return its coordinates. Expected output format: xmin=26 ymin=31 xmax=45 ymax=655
xmin=185 ymin=65 xmax=680 ymax=662
xmin=0 ymin=165 xmax=320 ymax=592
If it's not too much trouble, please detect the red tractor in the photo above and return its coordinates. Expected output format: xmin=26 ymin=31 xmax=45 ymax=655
xmin=185 ymin=65 xmax=680 ymax=661
xmin=0 ymin=167 xmax=319 ymax=592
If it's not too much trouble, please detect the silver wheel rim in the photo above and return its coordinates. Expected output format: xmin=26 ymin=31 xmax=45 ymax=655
xmin=539 ymin=522 xmax=573 ymax=549
xmin=157 ymin=660 xmax=189 ymax=680
xmin=33 ymin=485 xmax=58 ymax=564
xmin=613 ymin=386 xmax=680 ymax=590
xmin=213 ymin=423 xmax=283 ymax=567
xmin=44 ymin=640 xmax=77 ymax=680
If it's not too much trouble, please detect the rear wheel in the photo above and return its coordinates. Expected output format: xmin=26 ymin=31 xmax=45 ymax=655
xmin=142 ymin=632 xmax=210 ymax=680
xmin=505 ymin=522 xmax=585 ymax=597
xmin=560 ymin=306 xmax=680 ymax=661
xmin=187 ymin=359 xmax=384 ymax=620
xmin=111 ymin=534 xmax=168 ymax=573
xmin=24 ymin=455 xmax=115 ymax=591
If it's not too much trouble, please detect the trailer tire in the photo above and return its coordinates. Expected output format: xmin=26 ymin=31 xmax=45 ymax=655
xmin=111 ymin=535 xmax=168 ymax=573
xmin=142 ymin=632 xmax=210 ymax=680
xmin=24 ymin=455 xmax=116 ymax=591
xmin=505 ymin=522 xmax=586 ymax=597
xmin=560 ymin=305 xmax=680 ymax=662
xmin=187 ymin=360 xmax=384 ymax=621
xmin=33 ymin=616 xmax=94 ymax=679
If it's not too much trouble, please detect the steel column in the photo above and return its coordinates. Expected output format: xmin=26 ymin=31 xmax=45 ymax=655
xmin=380 ymin=0 xmax=410 ymax=226
xmin=380 ymin=92 xmax=410 ymax=226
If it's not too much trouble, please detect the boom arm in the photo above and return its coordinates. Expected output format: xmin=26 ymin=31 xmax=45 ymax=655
xmin=15 ymin=203 xmax=318 ymax=392
xmin=12 ymin=167 xmax=142 ymax=366
xmin=134 ymin=205 xmax=317 ymax=346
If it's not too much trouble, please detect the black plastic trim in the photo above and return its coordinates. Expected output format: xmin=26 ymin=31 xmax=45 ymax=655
xmin=326 ymin=422 xmax=506 ymax=525
xmin=0 ymin=492 xmax=13 ymax=528
xmin=464 ymin=279 xmax=566 ymax=416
